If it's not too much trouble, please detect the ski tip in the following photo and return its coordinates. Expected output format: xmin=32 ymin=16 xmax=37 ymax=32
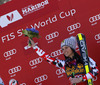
xmin=76 ymin=33 xmax=85 ymax=37
xmin=76 ymin=33 xmax=85 ymax=40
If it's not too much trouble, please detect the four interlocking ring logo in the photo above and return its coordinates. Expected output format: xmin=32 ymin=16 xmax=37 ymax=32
xmin=4 ymin=49 xmax=17 ymax=57
xmin=51 ymin=49 xmax=63 ymax=57
xmin=29 ymin=57 xmax=43 ymax=66
xmin=89 ymin=14 xmax=100 ymax=23
xmin=67 ymin=23 xmax=81 ymax=32
xmin=34 ymin=74 xmax=48 ymax=83
xmin=56 ymin=68 xmax=65 ymax=75
xmin=8 ymin=66 xmax=22 ymax=74
xmin=45 ymin=31 xmax=59 ymax=40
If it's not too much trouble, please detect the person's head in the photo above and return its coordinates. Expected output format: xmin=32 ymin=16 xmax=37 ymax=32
xmin=61 ymin=36 xmax=76 ymax=58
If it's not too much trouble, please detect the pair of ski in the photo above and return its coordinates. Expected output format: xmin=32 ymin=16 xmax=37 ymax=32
xmin=72 ymin=33 xmax=93 ymax=85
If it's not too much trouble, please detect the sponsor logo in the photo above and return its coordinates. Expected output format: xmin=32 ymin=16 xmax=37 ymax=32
xmin=34 ymin=74 xmax=48 ymax=83
xmin=8 ymin=66 xmax=22 ymax=74
xmin=80 ymin=40 xmax=88 ymax=65
xmin=65 ymin=63 xmax=84 ymax=77
xmin=22 ymin=0 xmax=49 ymax=16
xmin=45 ymin=31 xmax=59 ymax=40
xmin=56 ymin=68 xmax=65 ymax=75
xmin=29 ymin=57 xmax=43 ymax=66
xmin=95 ymin=33 xmax=100 ymax=40
xmin=67 ymin=23 xmax=81 ymax=32
xmin=89 ymin=14 xmax=100 ymax=23
xmin=51 ymin=49 xmax=63 ymax=57
xmin=20 ymin=83 xmax=26 ymax=85
xmin=0 ymin=10 xmax=23 ymax=28
xmin=4 ymin=49 xmax=17 ymax=57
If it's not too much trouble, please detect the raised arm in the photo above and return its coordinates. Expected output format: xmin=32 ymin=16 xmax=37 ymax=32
xmin=29 ymin=38 xmax=65 ymax=69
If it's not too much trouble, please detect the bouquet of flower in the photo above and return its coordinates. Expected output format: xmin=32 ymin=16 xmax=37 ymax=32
xmin=22 ymin=28 xmax=40 ymax=46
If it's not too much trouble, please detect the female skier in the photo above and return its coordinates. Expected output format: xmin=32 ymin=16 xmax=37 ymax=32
xmin=28 ymin=36 xmax=99 ymax=85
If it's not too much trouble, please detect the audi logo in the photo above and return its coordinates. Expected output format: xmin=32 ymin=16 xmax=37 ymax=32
xmin=67 ymin=23 xmax=81 ymax=32
xmin=4 ymin=49 xmax=17 ymax=57
xmin=8 ymin=66 xmax=22 ymax=74
xmin=95 ymin=33 xmax=100 ymax=40
xmin=51 ymin=49 xmax=63 ymax=57
xmin=89 ymin=14 xmax=100 ymax=23
xmin=29 ymin=57 xmax=43 ymax=66
xmin=34 ymin=74 xmax=48 ymax=83
xmin=56 ymin=68 xmax=65 ymax=75
xmin=45 ymin=31 xmax=59 ymax=40
xmin=20 ymin=83 xmax=26 ymax=85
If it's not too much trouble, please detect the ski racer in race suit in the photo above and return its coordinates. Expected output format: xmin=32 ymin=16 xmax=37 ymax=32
xmin=28 ymin=36 xmax=99 ymax=85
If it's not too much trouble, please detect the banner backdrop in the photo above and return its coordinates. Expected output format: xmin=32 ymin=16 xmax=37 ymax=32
xmin=0 ymin=0 xmax=100 ymax=85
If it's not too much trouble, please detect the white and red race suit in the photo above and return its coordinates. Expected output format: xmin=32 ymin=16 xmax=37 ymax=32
xmin=33 ymin=46 xmax=99 ymax=85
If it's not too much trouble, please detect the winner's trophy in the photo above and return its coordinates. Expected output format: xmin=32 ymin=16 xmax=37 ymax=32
xmin=22 ymin=28 xmax=40 ymax=46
